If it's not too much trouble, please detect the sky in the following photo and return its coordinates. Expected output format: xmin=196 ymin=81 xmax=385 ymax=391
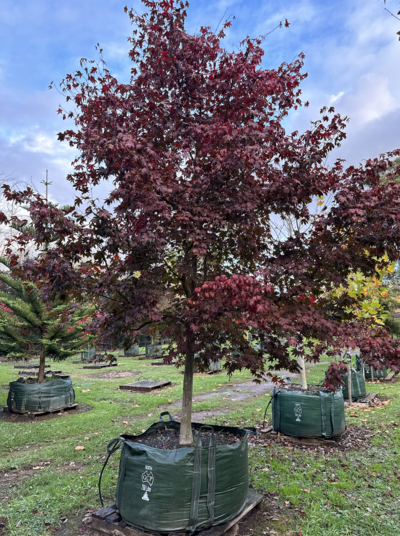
xmin=0 ymin=0 xmax=399 ymax=205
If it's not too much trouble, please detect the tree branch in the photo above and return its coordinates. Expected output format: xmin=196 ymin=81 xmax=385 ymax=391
xmin=164 ymin=259 xmax=183 ymax=281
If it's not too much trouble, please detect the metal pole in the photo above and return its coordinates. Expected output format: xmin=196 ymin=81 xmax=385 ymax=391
xmin=347 ymin=355 xmax=352 ymax=405
xmin=40 ymin=170 xmax=52 ymax=205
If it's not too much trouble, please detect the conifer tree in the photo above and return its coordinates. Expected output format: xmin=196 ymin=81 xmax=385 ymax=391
xmin=0 ymin=257 xmax=92 ymax=382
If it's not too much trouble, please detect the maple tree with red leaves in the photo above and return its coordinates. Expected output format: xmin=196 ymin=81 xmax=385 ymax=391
xmin=3 ymin=0 xmax=400 ymax=444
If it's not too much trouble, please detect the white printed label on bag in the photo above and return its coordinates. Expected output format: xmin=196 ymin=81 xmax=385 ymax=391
xmin=141 ymin=467 xmax=154 ymax=501
xmin=294 ymin=403 xmax=302 ymax=422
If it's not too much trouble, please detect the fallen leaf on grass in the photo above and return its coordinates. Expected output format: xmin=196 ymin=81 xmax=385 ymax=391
xmin=256 ymin=409 xmax=261 ymax=412
xmin=134 ymin=404 xmax=140 ymax=407
xmin=350 ymin=414 xmax=358 ymax=417
xmin=75 ymin=446 xmax=85 ymax=451
xmin=228 ymin=383 xmax=233 ymax=386
xmin=81 ymin=389 xmax=90 ymax=393
xmin=262 ymin=468 xmax=269 ymax=471
xmin=84 ymin=437 xmax=89 ymax=440
xmin=168 ymin=399 xmax=172 ymax=402
xmin=33 ymin=467 xmax=43 ymax=470
xmin=123 ymin=421 xmax=128 ymax=425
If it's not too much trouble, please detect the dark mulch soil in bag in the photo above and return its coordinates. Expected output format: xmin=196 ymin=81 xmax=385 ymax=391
xmin=133 ymin=427 xmax=243 ymax=449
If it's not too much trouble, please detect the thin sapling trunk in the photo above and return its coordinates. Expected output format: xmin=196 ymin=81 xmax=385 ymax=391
xmin=298 ymin=354 xmax=307 ymax=389
xmin=180 ymin=350 xmax=194 ymax=445
xmin=38 ymin=350 xmax=46 ymax=383
xmin=347 ymin=355 xmax=352 ymax=405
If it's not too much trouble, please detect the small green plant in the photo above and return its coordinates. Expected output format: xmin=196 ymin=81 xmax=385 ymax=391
xmin=0 ymin=256 xmax=93 ymax=381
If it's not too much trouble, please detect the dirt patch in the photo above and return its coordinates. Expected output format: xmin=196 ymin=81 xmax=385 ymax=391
xmin=0 ymin=460 xmax=55 ymax=501
xmin=0 ymin=460 xmax=86 ymax=504
xmin=82 ymin=370 xmax=140 ymax=380
xmin=250 ymin=423 xmax=373 ymax=454
xmin=56 ymin=461 xmax=86 ymax=474
xmin=0 ymin=404 xmax=93 ymax=423
xmin=228 ymin=492 xmax=298 ymax=536
xmin=0 ymin=516 xmax=9 ymax=536
xmin=0 ymin=385 xmax=9 ymax=390
xmin=53 ymin=508 xmax=100 ymax=536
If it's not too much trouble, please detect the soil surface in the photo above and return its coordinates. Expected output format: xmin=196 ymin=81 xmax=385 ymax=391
xmin=250 ymin=423 xmax=374 ymax=454
xmin=0 ymin=404 xmax=93 ymax=423
xmin=131 ymin=428 xmax=244 ymax=449
xmin=80 ymin=370 xmax=140 ymax=380
xmin=11 ymin=374 xmax=69 ymax=384
xmin=282 ymin=384 xmax=328 ymax=393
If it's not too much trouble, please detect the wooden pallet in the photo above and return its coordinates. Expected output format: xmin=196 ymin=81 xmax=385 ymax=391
xmin=260 ymin=427 xmax=338 ymax=447
xmin=90 ymin=489 xmax=264 ymax=536
xmin=2 ymin=403 xmax=78 ymax=416
xmin=344 ymin=392 xmax=378 ymax=407
xmin=384 ymin=373 xmax=395 ymax=382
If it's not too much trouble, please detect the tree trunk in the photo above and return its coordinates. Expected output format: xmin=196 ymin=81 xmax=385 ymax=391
xmin=347 ymin=357 xmax=352 ymax=405
xmin=298 ymin=355 xmax=307 ymax=389
xmin=180 ymin=329 xmax=195 ymax=446
xmin=37 ymin=350 xmax=46 ymax=383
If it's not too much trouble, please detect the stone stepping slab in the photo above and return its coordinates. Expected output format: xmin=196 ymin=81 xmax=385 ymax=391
xmin=17 ymin=370 xmax=62 ymax=375
xmin=82 ymin=363 xmax=118 ymax=369
xmin=14 ymin=364 xmax=51 ymax=369
xmin=119 ymin=380 xmax=171 ymax=392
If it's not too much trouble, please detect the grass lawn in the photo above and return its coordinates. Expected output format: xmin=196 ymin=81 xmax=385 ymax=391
xmin=0 ymin=356 xmax=399 ymax=536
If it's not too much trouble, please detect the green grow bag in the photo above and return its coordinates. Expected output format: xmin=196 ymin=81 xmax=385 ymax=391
xmin=81 ymin=348 xmax=96 ymax=360
xmin=145 ymin=345 xmax=163 ymax=357
xmin=342 ymin=371 xmax=366 ymax=400
xmin=7 ymin=375 xmax=75 ymax=414
xmin=365 ymin=362 xmax=388 ymax=379
xmin=271 ymin=388 xmax=345 ymax=438
xmin=194 ymin=355 xmax=221 ymax=373
xmin=124 ymin=344 xmax=140 ymax=356
xmin=103 ymin=413 xmax=252 ymax=533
